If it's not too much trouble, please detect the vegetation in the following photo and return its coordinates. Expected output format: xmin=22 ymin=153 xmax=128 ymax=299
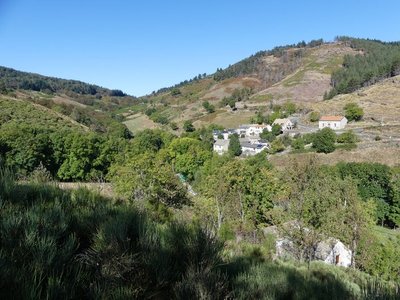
xmin=1 ymin=167 xmax=399 ymax=299
xmin=260 ymin=124 xmax=282 ymax=142
xmin=325 ymin=37 xmax=400 ymax=99
xmin=202 ymin=101 xmax=215 ymax=113
xmin=2 ymin=118 xmax=400 ymax=297
xmin=251 ymin=102 xmax=298 ymax=126
xmin=312 ymin=127 xmax=336 ymax=153
xmin=3 ymin=36 xmax=400 ymax=298
xmin=0 ymin=66 xmax=136 ymax=106
xmin=0 ymin=98 xmax=129 ymax=180
xmin=337 ymin=130 xmax=358 ymax=144
xmin=183 ymin=120 xmax=195 ymax=132
xmin=344 ymin=102 xmax=364 ymax=121
xmin=309 ymin=111 xmax=320 ymax=122
xmin=228 ymin=133 xmax=242 ymax=156
xmin=213 ymin=39 xmax=324 ymax=81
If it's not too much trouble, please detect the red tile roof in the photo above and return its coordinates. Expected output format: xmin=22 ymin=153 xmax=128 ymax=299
xmin=319 ymin=116 xmax=345 ymax=121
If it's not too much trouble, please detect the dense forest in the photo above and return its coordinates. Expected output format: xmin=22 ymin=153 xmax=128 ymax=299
xmin=325 ymin=37 xmax=400 ymax=98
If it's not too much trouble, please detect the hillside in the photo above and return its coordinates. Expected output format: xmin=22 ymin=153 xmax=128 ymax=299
xmin=0 ymin=66 xmax=139 ymax=118
xmin=122 ymin=40 xmax=359 ymax=132
xmin=121 ymin=37 xmax=400 ymax=135
xmin=0 ymin=68 xmax=133 ymax=137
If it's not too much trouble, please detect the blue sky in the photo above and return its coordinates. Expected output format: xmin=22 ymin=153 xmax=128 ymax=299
xmin=0 ymin=0 xmax=399 ymax=96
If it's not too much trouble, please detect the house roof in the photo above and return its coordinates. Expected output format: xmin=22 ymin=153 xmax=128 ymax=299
xmin=240 ymin=142 xmax=267 ymax=149
xmin=239 ymin=124 xmax=267 ymax=129
xmin=319 ymin=116 xmax=345 ymax=121
xmin=273 ymin=118 xmax=291 ymax=125
xmin=214 ymin=139 xmax=229 ymax=146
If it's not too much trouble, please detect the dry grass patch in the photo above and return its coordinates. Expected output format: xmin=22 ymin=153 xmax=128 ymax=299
xmin=123 ymin=113 xmax=159 ymax=133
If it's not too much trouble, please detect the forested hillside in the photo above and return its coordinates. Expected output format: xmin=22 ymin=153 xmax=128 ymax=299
xmin=0 ymin=66 xmax=137 ymax=109
xmin=326 ymin=37 xmax=400 ymax=98
xmin=0 ymin=97 xmax=129 ymax=180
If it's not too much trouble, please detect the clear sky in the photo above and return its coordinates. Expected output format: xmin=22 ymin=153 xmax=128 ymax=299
xmin=0 ymin=0 xmax=399 ymax=96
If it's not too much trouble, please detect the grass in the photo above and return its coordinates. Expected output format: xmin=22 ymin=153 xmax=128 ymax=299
xmin=123 ymin=113 xmax=159 ymax=133
xmin=372 ymin=225 xmax=400 ymax=244
xmin=250 ymin=94 xmax=273 ymax=103
xmin=282 ymin=69 xmax=307 ymax=87
xmin=196 ymin=110 xmax=255 ymax=129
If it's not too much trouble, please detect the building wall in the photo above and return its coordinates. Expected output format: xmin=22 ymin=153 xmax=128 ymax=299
xmin=319 ymin=119 xmax=347 ymax=130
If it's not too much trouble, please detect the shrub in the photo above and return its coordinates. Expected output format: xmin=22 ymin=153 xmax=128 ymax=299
xmin=171 ymin=88 xmax=181 ymax=96
xmin=309 ymin=111 xmax=320 ymax=122
xmin=292 ymin=137 xmax=305 ymax=150
xmin=202 ymin=101 xmax=215 ymax=113
xmin=170 ymin=122 xmax=179 ymax=130
xmin=313 ymin=127 xmax=336 ymax=153
xmin=344 ymin=103 xmax=364 ymax=121
xmin=337 ymin=130 xmax=358 ymax=144
xmin=269 ymin=139 xmax=285 ymax=154
xmin=183 ymin=120 xmax=195 ymax=132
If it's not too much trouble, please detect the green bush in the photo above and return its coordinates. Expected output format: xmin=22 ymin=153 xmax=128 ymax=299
xmin=337 ymin=130 xmax=358 ymax=144
xmin=183 ymin=120 xmax=195 ymax=132
xmin=309 ymin=111 xmax=320 ymax=122
xmin=202 ymin=101 xmax=215 ymax=113
xmin=312 ymin=127 xmax=336 ymax=153
xmin=292 ymin=137 xmax=305 ymax=150
xmin=344 ymin=103 xmax=364 ymax=122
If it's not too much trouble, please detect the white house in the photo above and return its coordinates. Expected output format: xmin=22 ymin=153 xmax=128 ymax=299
xmin=273 ymin=118 xmax=294 ymax=131
xmin=213 ymin=139 xmax=229 ymax=155
xmin=238 ymin=124 xmax=271 ymax=137
xmin=319 ymin=116 xmax=347 ymax=130
xmin=240 ymin=141 xmax=269 ymax=156
xmin=212 ymin=129 xmax=236 ymax=140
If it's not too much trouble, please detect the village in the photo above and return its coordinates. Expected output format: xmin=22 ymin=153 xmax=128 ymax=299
xmin=213 ymin=115 xmax=348 ymax=155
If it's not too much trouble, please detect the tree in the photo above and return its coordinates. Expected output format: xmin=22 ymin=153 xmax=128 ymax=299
xmin=109 ymin=89 xmax=126 ymax=97
xmin=337 ymin=130 xmax=358 ymax=144
xmin=202 ymin=101 xmax=215 ymax=113
xmin=282 ymin=101 xmax=296 ymax=115
xmin=167 ymin=137 xmax=212 ymax=180
xmin=389 ymin=168 xmax=400 ymax=227
xmin=344 ymin=103 xmax=364 ymax=121
xmin=228 ymin=133 xmax=241 ymax=156
xmin=312 ymin=128 xmax=336 ymax=153
xmin=269 ymin=139 xmax=285 ymax=154
xmin=183 ymin=120 xmax=195 ymax=132
xmin=271 ymin=124 xmax=282 ymax=136
xmin=171 ymin=88 xmax=181 ymax=96
xmin=291 ymin=137 xmax=305 ymax=150
xmin=309 ymin=111 xmax=320 ymax=122
xmin=260 ymin=124 xmax=281 ymax=142
xmin=219 ymin=96 xmax=236 ymax=109
xmin=108 ymin=152 xmax=189 ymax=208
xmin=276 ymin=157 xmax=373 ymax=268
xmin=337 ymin=162 xmax=392 ymax=225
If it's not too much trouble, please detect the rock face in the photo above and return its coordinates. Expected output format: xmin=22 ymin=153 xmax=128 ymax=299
xmin=314 ymin=238 xmax=352 ymax=267
xmin=264 ymin=225 xmax=352 ymax=268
